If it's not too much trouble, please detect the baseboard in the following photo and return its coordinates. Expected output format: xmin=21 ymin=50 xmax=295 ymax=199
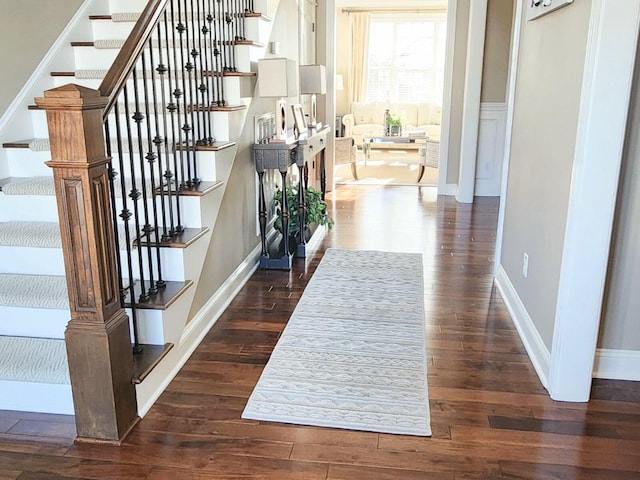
xmin=495 ymin=265 xmax=550 ymax=389
xmin=593 ymin=348 xmax=640 ymax=381
xmin=0 ymin=380 xmax=73 ymax=415
xmin=135 ymin=242 xmax=262 ymax=416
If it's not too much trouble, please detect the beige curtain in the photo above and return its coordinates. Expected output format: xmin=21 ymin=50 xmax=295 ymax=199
xmin=349 ymin=12 xmax=370 ymax=104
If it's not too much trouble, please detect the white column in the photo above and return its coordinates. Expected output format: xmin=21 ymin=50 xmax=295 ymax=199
xmin=456 ymin=0 xmax=488 ymax=203
xmin=548 ymin=0 xmax=640 ymax=402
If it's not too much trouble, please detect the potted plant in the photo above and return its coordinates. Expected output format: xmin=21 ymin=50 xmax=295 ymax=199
xmin=273 ymin=184 xmax=334 ymax=252
xmin=388 ymin=113 xmax=403 ymax=136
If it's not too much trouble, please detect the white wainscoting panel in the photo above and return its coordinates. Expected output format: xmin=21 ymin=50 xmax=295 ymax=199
xmin=475 ymin=102 xmax=506 ymax=196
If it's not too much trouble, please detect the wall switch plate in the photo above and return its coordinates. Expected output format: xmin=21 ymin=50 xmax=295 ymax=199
xmin=523 ymin=253 xmax=529 ymax=278
xmin=527 ymin=0 xmax=573 ymax=21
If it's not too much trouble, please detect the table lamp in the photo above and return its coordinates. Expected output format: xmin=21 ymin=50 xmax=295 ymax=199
xmin=300 ymin=64 xmax=327 ymax=129
xmin=258 ymin=58 xmax=298 ymax=141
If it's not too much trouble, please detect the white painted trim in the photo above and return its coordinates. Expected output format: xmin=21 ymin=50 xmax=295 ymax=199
xmin=0 ymin=381 xmax=73 ymax=415
xmin=548 ymin=0 xmax=640 ymax=402
xmin=136 ymin=244 xmax=262 ymax=416
xmin=437 ymin=0 xmax=457 ymax=196
xmin=593 ymin=349 xmax=640 ymax=381
xmin=439 ymin=183 xmax=458 ymax=196
xmin=495 ymin=265 xmax=550 ymax=389
xmin=495 ymin=0 xmax=524 ymax=276
xmin=474 ymin=102 xmax=506 ymax=197
xmin=0 ymin=0 xmax=101 ymax=134
xmin=456 ymin=0 xmax=488 ymax=203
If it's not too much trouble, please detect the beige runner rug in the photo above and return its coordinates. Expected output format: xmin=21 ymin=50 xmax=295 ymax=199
xmin=242 ymin=248 xmax=431 ymax=436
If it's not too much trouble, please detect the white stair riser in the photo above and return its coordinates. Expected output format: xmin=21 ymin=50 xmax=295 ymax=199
xmin=0 ymin=195 xmax=59 ymax=223
xmin=109 ymin=0 xmax=148 ymax=13
xmin=128 ymin=307 xmax=165 ymax=345
xmin=212 ymin=109 xmax=246 ymax=141
xmin=91 ymin=20 xmax=136 ymax=40
xmin=6 ymin=150 xmax=52 ymax=177
xmin=0 ymin=247 xmax=64 ymax=276
xmin=6 ymin=146 xmax=219 ymax=181
xmin=244 ymin=17 xmax=271 ymax=45
xmin=0 ymin=381 xmax=73 ymax=415
xmin=0 ymin=306 xmax=69 ymax=339
xmin=121 ymin=247 xmax=188 ymax=282
xmin=73 ymin=46 xmax=120 ymax=70
xmin=0 ymin=244 xmax=189 ymax=281
xmin=126 ymin=281 xmax=192 ymax=345
xmin=52 ymin=74 xmax=246 ymax=104
xmin=0 ymin=193 xmax=206 ymax=227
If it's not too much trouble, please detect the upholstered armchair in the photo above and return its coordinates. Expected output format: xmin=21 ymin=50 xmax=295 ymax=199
xmin=334 ymin=136 xmax=358 ymax=180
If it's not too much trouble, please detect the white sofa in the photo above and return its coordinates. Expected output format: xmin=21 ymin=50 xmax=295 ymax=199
xmin=342 ymin=101 xmax=442 ymax=146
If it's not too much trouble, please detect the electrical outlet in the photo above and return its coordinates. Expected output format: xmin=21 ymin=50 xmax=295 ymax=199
xmin=522 ymin=253 xmax=529 ymax=278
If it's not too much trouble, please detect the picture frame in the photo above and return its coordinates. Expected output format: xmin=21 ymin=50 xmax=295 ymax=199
xmin=291 ymin=104 xmax=307 ymax=136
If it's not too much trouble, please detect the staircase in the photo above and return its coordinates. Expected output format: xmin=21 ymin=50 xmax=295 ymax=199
xmin=0 ymin=0 xmax=274 ymax=419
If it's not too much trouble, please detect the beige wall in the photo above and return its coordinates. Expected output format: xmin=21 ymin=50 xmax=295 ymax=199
xmin=500 ymin=0 xmax=592 ymax=349
xmin=189 ymin=0 xmax=301 ymax=316
xmin=0 ymin=0 xmax=84 ymax=117
xmin=599 ymin=40 xmax=640 ymax=351
xmin=481 ymin=0 xmax=514 ymax=103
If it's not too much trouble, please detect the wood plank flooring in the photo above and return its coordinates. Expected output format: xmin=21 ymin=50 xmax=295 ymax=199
xmin=1 ymin=185 xmax=639 ymax=479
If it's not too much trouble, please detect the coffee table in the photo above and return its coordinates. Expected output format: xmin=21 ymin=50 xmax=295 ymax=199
xmin=362 ymin=135 xmax=430 ymax=182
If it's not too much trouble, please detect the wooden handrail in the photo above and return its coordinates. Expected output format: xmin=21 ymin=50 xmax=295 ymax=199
xmin=99 ymin=0 xmax=168 ymax=118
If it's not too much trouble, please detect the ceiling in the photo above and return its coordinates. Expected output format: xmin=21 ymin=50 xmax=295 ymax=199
xmin=335 ymin=0 xmax=448 ymax=8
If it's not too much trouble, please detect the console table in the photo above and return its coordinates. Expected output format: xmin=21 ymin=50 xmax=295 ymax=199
xmin=253 ymin=125 xmax=330 ymax=270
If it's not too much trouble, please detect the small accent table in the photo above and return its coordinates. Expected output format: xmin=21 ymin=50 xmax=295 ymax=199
xmin=253 ymin=125 xmax=330 ymax=270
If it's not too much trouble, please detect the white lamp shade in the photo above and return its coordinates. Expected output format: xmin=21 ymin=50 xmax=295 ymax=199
xmin=258 ymin=58 xmax=298 ymax=98
xmin=300 ymin=65 xmax=327 ymax=95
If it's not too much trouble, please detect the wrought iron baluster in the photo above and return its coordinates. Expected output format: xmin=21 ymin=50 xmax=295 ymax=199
xmin=113 ymin=99 xmax=143 ymax=354
xmin=176 ymin=0 xmax=194 ymax=189
xmin=144 ymin=34 xmax=167 ymax=290
xmin=211 ymin=0 xmax=226 ymax=105
xmin=200 ymin=0 xmax=214 ymax=143
xmin=164 ymin=1 xmax=187 ymax=235
xmin=131 ymin=64 xmax=157 ymax=299
xmin=164 ymin=6 xmax=184 ymax=234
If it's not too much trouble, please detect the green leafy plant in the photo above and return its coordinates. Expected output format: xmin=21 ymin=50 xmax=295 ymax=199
xmin=388 ymin=113 xmax=403 ymax=127
xmin=273 ymin=184 xmax=334 ymax=239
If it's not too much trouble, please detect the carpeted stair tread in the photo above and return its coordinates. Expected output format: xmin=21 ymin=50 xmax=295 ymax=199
xmin=0 ymin=274 xmax=68 ymax=310
xmin=0 ymin=222 xmax=62 ymax=248
xmin=0 ymin=336 xmax=70 ymax=384
xmin=1 ymin=177 xmax=56 ymax=196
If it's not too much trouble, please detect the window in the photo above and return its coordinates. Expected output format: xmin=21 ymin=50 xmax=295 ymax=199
xmin=366 ymin=14 xmax=447 ymax=104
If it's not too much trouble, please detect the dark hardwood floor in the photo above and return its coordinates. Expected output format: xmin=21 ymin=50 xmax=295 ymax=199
xmin=1 ymin=185 xmax=639 ymax=479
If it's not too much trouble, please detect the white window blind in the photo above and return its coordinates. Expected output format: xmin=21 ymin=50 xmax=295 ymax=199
xmin=366 ymin=14 xmax=447 ymax=104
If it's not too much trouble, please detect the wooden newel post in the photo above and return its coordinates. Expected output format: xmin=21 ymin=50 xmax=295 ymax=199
xmin=35 ymin=84 xmax=138 ymax=444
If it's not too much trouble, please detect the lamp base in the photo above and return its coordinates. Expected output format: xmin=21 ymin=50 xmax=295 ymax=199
xmin=308 ymin=93 xmax=317 ymax=129
xmin=275 ymin=98 xmax=287 ymax=140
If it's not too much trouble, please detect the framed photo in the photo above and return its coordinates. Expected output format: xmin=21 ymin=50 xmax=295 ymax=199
xmin=291 ymin=104 xmax=307 ymax=136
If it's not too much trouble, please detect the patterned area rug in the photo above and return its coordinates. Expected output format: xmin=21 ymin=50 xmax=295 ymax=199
xmin=242 ymin=248 xmax=431 ymax=436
